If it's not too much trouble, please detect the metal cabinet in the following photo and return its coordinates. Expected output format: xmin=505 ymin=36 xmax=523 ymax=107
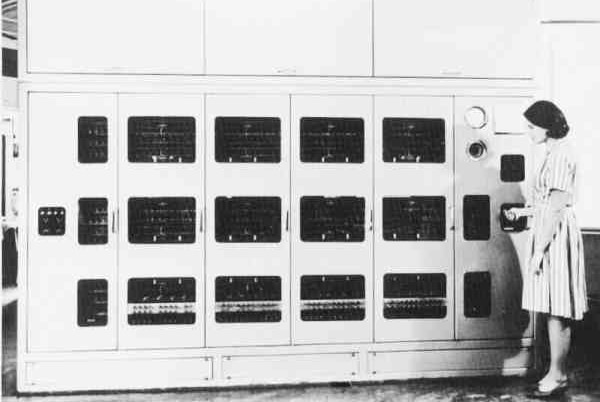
xmin=374 ymin=96 xmax=455 ymax=342
xmin=205 ymin=0 xmax=372 ymax=76
xmin=27 ymin=0 xmax=204 ymax=74
xmin=117 ymin=94 xmax=205 ymax=349
xmin=374 ymin=0 xmax=538 ymax=78
xmin=291 ymin=95 xmax=373 ymax=344
xmin=28 ymin=93 xmax=118 ymax=351
xmin=454 ymin=97 xmax=534 ymax=340
xmin=205 ymin=95 xmax=291 ymax=346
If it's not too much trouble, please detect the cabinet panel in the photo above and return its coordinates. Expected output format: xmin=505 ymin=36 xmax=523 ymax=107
xmin=118 ymin=94 xmax=205 ymax=349
xmin=374 ymin=96 xmax=454 ymax=342
xmin=374 ymin=0 xmax=538 ymax=78
xmin=27 ymin=0 xmax=204 ymax=74
xmin=28 ymin=93 xmax=118 ymax=352
xmin=205 ymin=95 xmax=291 ymax=347
xmin=205 ymin=0 xmax=372 ymax=76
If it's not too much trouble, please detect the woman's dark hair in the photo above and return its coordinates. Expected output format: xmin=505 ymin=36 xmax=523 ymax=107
xmin=524 ymin=100 xmax=570 ymax=139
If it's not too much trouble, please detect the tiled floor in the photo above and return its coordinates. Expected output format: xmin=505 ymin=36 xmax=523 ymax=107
xmin=3 ymin=299 xmax=600 ymax=402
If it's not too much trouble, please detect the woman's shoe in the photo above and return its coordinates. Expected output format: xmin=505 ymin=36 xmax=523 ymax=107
xmin=529 ymin=379 xmax=569 ymax=398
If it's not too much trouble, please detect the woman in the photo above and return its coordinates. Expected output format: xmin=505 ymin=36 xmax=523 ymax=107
xmin=505 ymin=100 xmax=588 ymax=398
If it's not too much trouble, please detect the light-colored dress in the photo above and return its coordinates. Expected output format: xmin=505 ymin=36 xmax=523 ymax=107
xmin=522 ymin=138 xmax=588 ymax=320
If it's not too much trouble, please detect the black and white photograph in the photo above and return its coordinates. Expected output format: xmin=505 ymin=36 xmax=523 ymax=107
xmin=2 ymin=1 xmax=600 ymax=401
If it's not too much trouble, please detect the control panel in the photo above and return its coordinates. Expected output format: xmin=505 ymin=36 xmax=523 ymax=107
xmin=78 ymin=198 xmax=108 ymax=245
xmin=300 ymin=117 xmax=364 ymax=163
xmin=382 ymin=118 xmax=445 ymax=163
xmin=77 ymin=279 xmax=108 ymax=327
xmin=78 ymin=116 xmax=108 ymax=163
xmin=383 ymin=274 xmax=447 ymax=319
xmin=215 ymin=276 xmax=282 ymax=323
xmin=38 ymin=207 xmax=66 ymax=236
xmin=215 ymin=117 xmax=281 ymax=163
xmin=128 ymin=117 xmax=196 ymax=163
xmin=300 ymin=196 xmax=365 ymax=242
xmin=500 ymin=203 xmax=528 ymax=232
xmin=128 ymin=197 xmax=196 ymax=244
xmin=382 ymin=196 xmax=446 ymax=241
xmin=215 ymin=196 xmax=281 ymax=243
xmin=127 ymin=278 xmax=196 ymax=325
xmin=300 ymin=275 xmax=365 ymax=321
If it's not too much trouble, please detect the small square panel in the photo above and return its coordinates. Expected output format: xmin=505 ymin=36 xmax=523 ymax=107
xmin=501 ymin=154 xmax=525 ymax=182
xmin=38 ymin=207 xmax=66 ymax=236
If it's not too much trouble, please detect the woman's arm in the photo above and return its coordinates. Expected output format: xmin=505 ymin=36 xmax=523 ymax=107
xmin=533 ymin=189 xmax=571 ymax=254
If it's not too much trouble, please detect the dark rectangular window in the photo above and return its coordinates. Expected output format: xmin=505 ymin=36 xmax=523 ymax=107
xmin=300 ymin=117 xmax=364 ymax=163
xmin=463 ymin=195 xmax=490 ymax=241
xmin=383 ymin=196 xmax=446 ymax=241
xmin=215 ymin=276 xmax=282 ymax=323
xmin=383 ymin=118 xmax=445 ymax=163
xmin=383 ymin=273 xmax=447 ymax=319
xmin=215 ymin=117 xmax=281 ymax=163
xmin=300 ymin=196 xmax=365 ymax=242
xmin=2 ymin=48 xmax=17 ymax=78
xmin=78 ymin=117 xmax=108 ymax=163
xmin=128 ymin=197 xmax=196 ymax=244
xmin=464 ymin=272 xmax=492 ymax=318
xmin=215 ymin=197 xmax=281 ymax=243
xmin=128 ymin=117 xmax=195 ymax=163
xmin=127 ymin=277 xmax=196 ymax=325
xmin=78 ymin=279 xmax=108 ymax=327
xmin=78 ymin=198 xmax=108 ymax=245
xmin=300 ymin=275 xmax=365 ymax=321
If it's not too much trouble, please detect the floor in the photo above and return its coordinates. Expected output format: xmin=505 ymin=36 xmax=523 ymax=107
xmin=3 ymin=298 xmax=600 ymax=402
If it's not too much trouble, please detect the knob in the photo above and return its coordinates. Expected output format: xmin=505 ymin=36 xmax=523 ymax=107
xmin=467 ymin=141 xmax=487 ymax=161
xmin=465 ymin=106 xmax=488 ymax=129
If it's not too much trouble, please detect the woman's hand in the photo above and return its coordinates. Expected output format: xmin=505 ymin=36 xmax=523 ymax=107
xmin=504 ymin=207 xmax=523 ymax=221
xmin=530 ymin=251 xmax=544 ymax=275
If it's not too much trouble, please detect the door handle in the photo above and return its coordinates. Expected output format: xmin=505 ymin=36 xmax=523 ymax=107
xmin=285 ymin=211 xmax=290 ymax=232
xmin=111 ymin=210 xmax=116 ymax=234
xmin=199 ymin=206 xmax=204 ymax=233
xmin=369 ymin=209 xmax=374 ymax=232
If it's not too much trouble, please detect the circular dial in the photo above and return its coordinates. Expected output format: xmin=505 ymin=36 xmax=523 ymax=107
xmin=465 ymin=106 xmax=488 ymax=129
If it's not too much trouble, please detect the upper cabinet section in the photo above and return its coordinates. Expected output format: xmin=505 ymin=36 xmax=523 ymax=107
xmin=204 ymin=0 xmax=372 ymax=76
xmin=540 ymin=0 xmax=600 ymax=21
xmin=374 ymin=0 xmax=539 ymax=79
xmin=27 ymin=0 xmax=205 ymax=74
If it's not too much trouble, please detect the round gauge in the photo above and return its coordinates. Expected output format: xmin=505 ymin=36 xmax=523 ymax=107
xmin=465 ymin=106 xmax=488 ymax=129
xmin=467 ymin=140 xmax=487 ymax=161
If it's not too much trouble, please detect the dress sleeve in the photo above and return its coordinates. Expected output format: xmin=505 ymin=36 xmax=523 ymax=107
xmin=547 ymin=149 xmax=575 ymax=193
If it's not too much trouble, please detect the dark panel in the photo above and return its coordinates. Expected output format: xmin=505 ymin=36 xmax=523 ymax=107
xmin=77 ymin=279 xmax=108 ymax=327
xmin=78 ymin=117 xmax=108 ymax=163
xmin=215 ymin=117 xmax=281 ymax=163
xmin=382 ymin=118 xmax=445 ymax=163
xmin=128 ymin=197 xmax=196 ymax=244
xmin=383 ymin=273 xmax=447 ymax=319
xmin=383 ymin=196 xmax=446 ymax=241
xmin=215 ymin=276 xmax=282 ymax=323
xmin=2 ymin=47 xmax=17 ymax=78
xmin=127 ymin=277 xmax=196 ymax=325
xmin=128 ymin=117 xmax=195 ymax=163
xmin=215 ymin=197 xmax=281 ymax=243
xmin=38 ymin=207 xmax=66 ymax=236
xmin=501 ymin=154 xmax=525 ymax=182
xmin=300 ymin=117 xmax=364 ymax=163
xmin=464 ymin=272 xmax=492 ymax=318
xmin=500 ymin=203 xmax=528 ymax=232
xmin=300 ymin=275 xmax=365 ymax=321
xmin=78 ymin=198 xmax=108 ymax=245
xmin=300 ymin=196 xmax=365 ymax=242
xmin=463 ymin=195 xmax=490 ymax=241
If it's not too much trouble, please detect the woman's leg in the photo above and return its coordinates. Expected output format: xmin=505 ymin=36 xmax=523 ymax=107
xmin=541 ymin=315 xmax=571 ymax=384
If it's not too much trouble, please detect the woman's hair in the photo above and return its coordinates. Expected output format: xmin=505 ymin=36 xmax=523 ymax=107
xmin=523 ymin=100 xmax=570 ymax=139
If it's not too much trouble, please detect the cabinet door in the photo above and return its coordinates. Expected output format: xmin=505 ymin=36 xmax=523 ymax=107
xmin=374 ymin=0 xmax=538 ymax=78
xmin=118 ymin=94 xmax=205 ymax=349
xmin=27 ymin=0 xmax=204 ymax=74
xmin=374 ymin=96 xmax=454 ymax=342
xmin=28 ymin=93 xmax=117 ymax=351
xmin=291 ymin=95 xmax=373 ymax=344
xmin=205 ymin=0 xmax=372 ymax=76
xmin=454 ymin=97 xmax=533 ymax=340
xmin=205 ymin=95 xmax=291 ymax=346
